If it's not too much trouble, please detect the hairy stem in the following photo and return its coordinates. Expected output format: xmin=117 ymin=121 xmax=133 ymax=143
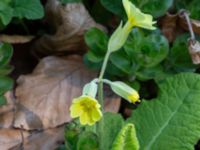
xmin=97 ymin=51 xmax=111 ymax=150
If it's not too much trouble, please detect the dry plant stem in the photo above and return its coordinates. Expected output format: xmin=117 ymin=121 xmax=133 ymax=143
xmin=97 ymin=51 xmax=111 ymax=149
xmin=183 ymin=11 xmax=195 ymax=40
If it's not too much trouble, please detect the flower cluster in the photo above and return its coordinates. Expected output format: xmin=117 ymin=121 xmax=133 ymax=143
xmin=70 ymin=0 xmax=155 ymax=126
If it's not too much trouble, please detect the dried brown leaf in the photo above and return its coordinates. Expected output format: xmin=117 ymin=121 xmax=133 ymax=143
xmin=13 ymin=126 xmax=64 ymax=150
xmin=0 ymin=91 xmax=16 ymax=128
xmin=14 ymin=56 xmax=120 ymax=130
xmin=0 ymin=126 xmax=64 ymax=150
xmin=33 ymin=0 xmax=106 ymax=55
xmin=160 ymin=12 xmax=179 ymax=42
xmin=0 ymin=35 xmax=34 ymax=44
xmin=0 ymin=129 xmax=29 ymax=150
xmin=188 ymin=39 xmax=200 ymax=64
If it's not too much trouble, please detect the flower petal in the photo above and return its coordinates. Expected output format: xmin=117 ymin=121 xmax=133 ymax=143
xmin=70 ymin=95 xmax=102 ymax=125
xmin=80 ymin=112 xmax=88 ymax=125
xmin=123 ymin=0 xmax=156 ymax=30
xmin=92 ymin=108 xmax=102 ymax=122
xmin=70 ymin=103 xmax=82 ymax=118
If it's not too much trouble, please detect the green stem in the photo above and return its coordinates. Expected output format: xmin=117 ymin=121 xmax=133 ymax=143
xmin=99 ymin=51 xmax=111 ymax=80
xmin=97 ymin=51 xmax=111 ymax=150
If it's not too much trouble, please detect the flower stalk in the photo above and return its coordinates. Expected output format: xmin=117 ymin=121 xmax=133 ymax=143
xmin=97 ymin=50 xmax=111 ymax=149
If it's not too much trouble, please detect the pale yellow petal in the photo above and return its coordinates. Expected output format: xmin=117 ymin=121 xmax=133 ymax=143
xmin=123 ymin=0 xmax=156 ymax=30
xmin=92 ymin=108 xmax=102 ymax=122
xmin=123 ymin=0 xmax=131 ymax=18
xmin=80 ymin=112 xmax=88 ymax=125
xmin=70 ymin=103 xmax=83 ymax=118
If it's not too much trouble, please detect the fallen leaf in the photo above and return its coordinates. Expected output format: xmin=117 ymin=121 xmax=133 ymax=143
xmin=160 ymin=12 xmax=179 ymax=42
xmin=14 ymin=56 xmax=120 ymax=130
xmin=0 ymin=35 xmax=34 ymax=44
xmin=0 ymin=126 xmax=64 ymax=150
xmin=33 ymin=0 xmax=106 ymax=55
xmin=14 ymin=126 xmax=64 ymax=150
xmin=188 ymin=39 xmax=200 ymax=64
xmin=0 ymin=129 xmax=29 ymax=150
xmin=0 ymin=91 xmax=15 ymax=128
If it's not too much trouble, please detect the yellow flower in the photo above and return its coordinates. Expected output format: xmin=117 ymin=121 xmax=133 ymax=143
xmin=127 ymin=92 xmax=140 ymax=103
xmin=108 ymin=0 xmax=156 ymax=52
xmin=70 ymin=95 xmax=102 ymax=126
xmin=109 ymin=81 xmax=140 ymax=103
xmin=123 ymin=0 xmax=156 ymax=30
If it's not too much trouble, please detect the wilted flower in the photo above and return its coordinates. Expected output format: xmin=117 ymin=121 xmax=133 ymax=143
xmin=70 ymin=95 xmax=102 ymax=126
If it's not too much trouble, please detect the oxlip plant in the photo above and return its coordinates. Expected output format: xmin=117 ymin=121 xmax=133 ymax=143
xmin=69 ymin=0 xmax=156 ymax=149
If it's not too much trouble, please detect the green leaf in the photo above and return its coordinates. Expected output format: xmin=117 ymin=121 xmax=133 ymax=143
xmin=0 ymin=95 xmax=7 ymax=106
xmin=0 ymin=43 xmax=13 ymax=67
xmin=102 ymin=112 xmax=124 ymax=150
xmin=100 ymin=0 xmax=125 ymax=18
xmin=12 ymin=0 xmax=44 ymax=20
xmin=111 ymin=123 xmax=139 ymax=150
xmin=84 ymin=27 xmax=108 ymax=56
xmin=64 ymin=121 xmax=83 ymax=150
xmin=0 ymin=76 xmax=13 ymax=96
xmin=77 ymin=131 xmax=99 ymax=150
xmin=0 ymin=65 xmax=13 ymax=75
xmin=167 ymin=34 xmax=197 ymax=72
xmin=110 ymin=50 xmax=132 ymax=74
xmin=127 ymin=73 xmax=200 ymax=150
xmin=0 ymin=1 xmax=13 ymax=26
xmin=85 ymin=51 xmax=104 ymax=63
xmin=135 ymin=65 xmax=165 ymax=81
xmin=131 ymin=0 xmax=173 ymax=18
xmin=83 ymin=55 xmax=102 ymax=70
xmin=101 ymin=0 xmax=173 ymax=18
xmin=175 ymin=0 xmax=200 ymax=20
xmin=125 ymin=30 xmax=169 ymax=68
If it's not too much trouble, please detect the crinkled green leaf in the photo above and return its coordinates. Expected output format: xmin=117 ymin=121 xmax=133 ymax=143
xmin=77 ymin=131 xmax=99 ymax=150
xmin=135 ymin=65 xmax=165 ymax=81
xmin=102 ymin=112 xmax=124 ymax=150
xmin=0 ymin=76 xmax=13 ymax=95
xmin=167 ymin=34 xmax=197 ymax=72
xmin=0 ymin=1 xmax=13 ymax=26
xmin=111 ymin=123 xmax=139 ymax=150
xmin=101 ymin=0 xmax=172 ymax=18
xmin=0 ymin=43 xmax=13 ymax=67
xmin=110 ymin=49 xmax=132 ymax=74
xmin=84 ymin=27 xmax=108 ymax=56
xmin=85 ymin=51 xmax=103 ymax=63
xmin=127 ymin=73 xmax=200 ymax=150
xmin=12 ymin=0 xmax=44 ymax=20
xmin=125 ymin=30 xmax=169 ymax=68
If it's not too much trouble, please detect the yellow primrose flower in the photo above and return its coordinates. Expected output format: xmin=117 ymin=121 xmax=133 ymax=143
xmin=70 ymin=95 xmax=102 ymax=126
xmin=109 ymin=81 xmax=140 ymax=103
xmin=123 ymin=0 xmax=156 ymax=30
xmin=108 ymin=0 xmax=156 ymax=52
